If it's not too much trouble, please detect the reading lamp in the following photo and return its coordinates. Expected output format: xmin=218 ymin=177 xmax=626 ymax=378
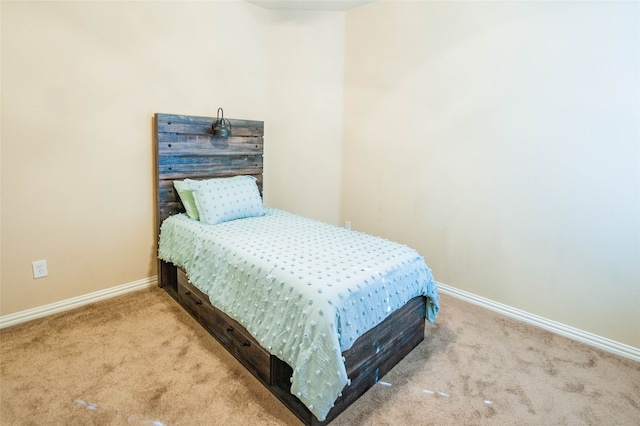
xmin=212 ymin=107 xmax=232 ymax=137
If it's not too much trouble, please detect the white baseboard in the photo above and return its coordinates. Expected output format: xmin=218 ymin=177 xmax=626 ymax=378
xmin=437 ymin=282 xmax=640 ymax=363
xmin=0 ymin=276 xmax=158 ymax=329
xmin=2 ymin=278 xmax=637 ymax=363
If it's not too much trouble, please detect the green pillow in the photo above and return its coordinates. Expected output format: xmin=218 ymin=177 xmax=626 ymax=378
xmin=173 ymin=180 xmax=199 ymax=221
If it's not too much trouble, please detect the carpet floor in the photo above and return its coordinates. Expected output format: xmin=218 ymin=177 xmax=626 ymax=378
xmin=1 ymin=286 xmax=638 ymax=425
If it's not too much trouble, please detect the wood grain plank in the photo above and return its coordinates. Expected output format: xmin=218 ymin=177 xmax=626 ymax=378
xmin=158 ymin=134 xmax=263 ymax=157
xmin=156 ymin=113 xmax=264 ymax=137
xmin=158 ymin=155 xmax=263 ymax=180
xmin=343 ymin=296 xmax=426 ymax=375
xmin=159 ymin=202 xmax=186 ymax=223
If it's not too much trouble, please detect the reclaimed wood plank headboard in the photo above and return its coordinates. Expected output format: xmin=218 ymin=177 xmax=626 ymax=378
xmin=154 ymin=113 xmax=264 ymax=236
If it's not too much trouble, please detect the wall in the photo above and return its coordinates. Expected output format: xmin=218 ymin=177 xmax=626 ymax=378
xmin=3 ymin=0 xmax=637 ymax=352
xmin=0 ymin=0 xmax=270 ymax=314
xmin=342 ymin=1 xmax=639 ymax=347
xmin=264 ymin=11 xmax=345 ymax=224
xmin=0 ymin=0 xmax=345 ymax=316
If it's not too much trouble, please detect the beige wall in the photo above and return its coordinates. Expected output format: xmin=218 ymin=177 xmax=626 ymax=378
xmin=0 ymin=1 xmax=344 ymax=315
xmin=2 ymin=0 xmax=638 ymax=351
xmin=264 ymin=10 xmax=345 ymax=224
xmin=342 ymin=1 xmax=639 ymax=347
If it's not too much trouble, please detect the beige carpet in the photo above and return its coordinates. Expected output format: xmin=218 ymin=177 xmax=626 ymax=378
xmin=1 ymin=286 xmax=638 ymax=425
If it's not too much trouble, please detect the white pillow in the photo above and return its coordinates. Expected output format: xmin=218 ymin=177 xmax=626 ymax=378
xmin=185 ymin=176 xmax=265 ymax=225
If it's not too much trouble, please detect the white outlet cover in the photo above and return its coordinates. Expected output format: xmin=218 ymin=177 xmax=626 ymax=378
xmin=32 ymin=260 xmax=48 ymax=279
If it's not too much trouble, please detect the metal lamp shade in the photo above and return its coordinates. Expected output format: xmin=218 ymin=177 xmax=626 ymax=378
xmin=212 ymin=108 xmax=232 ymax=137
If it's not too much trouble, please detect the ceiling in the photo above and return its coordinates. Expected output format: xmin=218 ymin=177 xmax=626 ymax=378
xmin=246 ymin=1 xmax=376 ymax=12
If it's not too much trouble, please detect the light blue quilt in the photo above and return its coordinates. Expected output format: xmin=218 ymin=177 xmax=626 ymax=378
xmin=158 ymin=208 xmax=439 ymax=421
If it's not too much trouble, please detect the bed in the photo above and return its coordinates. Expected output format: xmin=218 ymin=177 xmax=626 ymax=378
xmin=154 ymin=112 xmax=439 ymax=425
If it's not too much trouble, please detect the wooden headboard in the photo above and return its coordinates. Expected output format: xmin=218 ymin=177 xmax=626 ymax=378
xmin=154 ymin=113 xmax=264 ymax=235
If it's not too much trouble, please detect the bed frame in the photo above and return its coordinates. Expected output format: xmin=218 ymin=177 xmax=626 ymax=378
xmin=154 ymin=112 xmax=427 ymax=425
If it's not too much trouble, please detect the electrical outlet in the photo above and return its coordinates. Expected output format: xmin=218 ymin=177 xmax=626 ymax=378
xmin=32 ymin=260 xmax=48 ymax=279
xmin=345 ymin=221 xmax=351 ymax=231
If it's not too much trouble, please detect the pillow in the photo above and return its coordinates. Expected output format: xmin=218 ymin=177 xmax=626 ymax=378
xmin=173 ymin=180 xmax=199 ymax=221
xmin=185 ymin=176 xmax=265 ymax=225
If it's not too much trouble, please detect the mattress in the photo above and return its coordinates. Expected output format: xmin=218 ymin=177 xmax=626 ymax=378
xmin=158 ymin=208 xmax=439 ymax=421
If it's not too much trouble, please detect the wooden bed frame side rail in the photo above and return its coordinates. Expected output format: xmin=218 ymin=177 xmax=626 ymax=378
xmin=168 ymin=259 xmax=426 ymax=426
xmin=271 ymin=295 xmax=426 ymax=425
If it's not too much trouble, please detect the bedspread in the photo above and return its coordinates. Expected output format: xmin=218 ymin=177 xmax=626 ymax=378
xmin=158 ymin=208 xmax=439 ymax=421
